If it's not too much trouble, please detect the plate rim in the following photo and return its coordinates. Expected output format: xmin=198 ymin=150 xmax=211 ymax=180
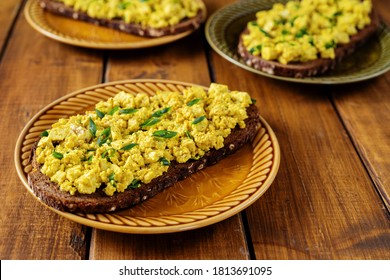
xmin=205 ymin=0 xmax=390 ymax=84
xmin=24 ymin=0 xmax=206 ymax=49
xmin=14 ymin=79 xmax=280 ymax=234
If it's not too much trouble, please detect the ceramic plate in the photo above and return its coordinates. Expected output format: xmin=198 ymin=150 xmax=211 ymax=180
xmin=205 ymin=0 xmax=390 ymax=84
xmin=24 ymin=0 xmax=206 ymax=49
xmin=15 ymin=79 xmax=280 ymax=234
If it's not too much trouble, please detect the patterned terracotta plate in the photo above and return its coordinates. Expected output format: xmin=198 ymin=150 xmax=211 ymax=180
xmin=14 ymin=79 xmax=280 ymax=234
xmin=205 ymin=0 xmax=390 ymax=84
xmin=24 ymin=0 xmax=206 ymax=49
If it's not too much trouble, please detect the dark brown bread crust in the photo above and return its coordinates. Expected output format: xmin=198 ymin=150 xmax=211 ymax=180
xmin=238 ymin=11 xmax=380 ymax=78
xmin=39 ymin=0 xmax=205 ymax=37
xmin=28 ymin=104 xmax=261 ymax=213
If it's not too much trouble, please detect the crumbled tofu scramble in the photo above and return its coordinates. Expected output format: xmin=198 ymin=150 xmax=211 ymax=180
xmin=58 ymin=0 xmax=203 ymax=28
xmin=36 ymin=84 xmax=253 ymax=196
xmin=242 ymin=0 xmax=373 ymax=64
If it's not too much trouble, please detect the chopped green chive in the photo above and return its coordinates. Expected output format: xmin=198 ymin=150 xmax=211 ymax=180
xmin=52 ymin=151 xmax=63 ymax=159
xmin=107 ymin=106 xmax=120 ymax=116
xmin=127 ymin=179 xmax=141 ymax=189
xmin=108 ymin=173 xmax=116 ymax=187
xmin=187 ymin=98 xmax=201 ymax=106
xmin=119 ymin=108 xmax=138 ymax=114
xmin=295 ymin=28 xmax=308 ymax=38
xmin=95 ymin=109 xmax=105 ymax=119
xmin=333 ymin=11 xmax=342 ymax=17
xmin=249 ymin=45 xmax=262 ymax=54
xmin=121 ymin=143 xmax=138 ymax=151
xmin=101 ymin=148 xmax=116 ymax=159
xmin=325 ymin=40 xmax=336 ymax=49
xmin=40 ymin=130 xmax=49 ymax=137
xmin=185 ymin=130 xmax=193 ymax=139
xmin=192 ymin=116 xmax=206 ymax=125
xmin=141 ymin=117 xmax=160 ymax=128
xmin=260 ymin=28 xmax=272 ymax=38
xmin=152 ymin=130 xmax=177 ymax=138
xmin=97 ymin=127 xmax=111 ymax=146
xmin=89 ymin=117 xmax=97 ymax=137
xmin=159 ymin=157 xmax=170 ymax=166
xmin=152 ymin=107 xmax=171 ymax=117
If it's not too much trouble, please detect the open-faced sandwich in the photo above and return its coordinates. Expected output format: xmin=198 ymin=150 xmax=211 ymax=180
xmin=28 ymin=83 xmax=261 ymax=213
xmin=238 ymin=0 xmax=380 ymax=78
xmin=39 ymin=0 xmax=206 ymax=37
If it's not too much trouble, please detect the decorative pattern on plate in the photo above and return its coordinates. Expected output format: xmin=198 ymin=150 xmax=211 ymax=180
xmin=205 ymin=0 xmax=390 ymax=84
xmin=24 ymin=0 xmax=205 ymax=49
xmin=15 ymin=79 xmax=280 ymax=234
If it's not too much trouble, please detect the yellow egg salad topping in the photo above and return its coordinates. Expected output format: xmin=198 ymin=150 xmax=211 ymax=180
xmin=36 ymin=84 xmax=253 ymax=196
xmin=242 ymin=0 xmax=373 ymax=64
xmin=59 ymin=0 xmax=203 ymax=28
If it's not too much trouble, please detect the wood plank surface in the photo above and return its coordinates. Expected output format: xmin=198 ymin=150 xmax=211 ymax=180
xmin=0 ymin=0 xmax=23 ymax=51
xmin=331 ymin=0 xmax=390 ymax=211
xmin=0 ymin=0 xmax=389 ymax=261
xmin=208 ymin=0 xmax=390 ymax=259
xmin=0 ymin=2 xmax=103 ymax=259
xmin=89 ymin=22 xmax=251 ymax=260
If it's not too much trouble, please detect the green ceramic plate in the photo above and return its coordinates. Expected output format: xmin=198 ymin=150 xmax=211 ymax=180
xmin=205 ymin=0 xmax=390 ymax=84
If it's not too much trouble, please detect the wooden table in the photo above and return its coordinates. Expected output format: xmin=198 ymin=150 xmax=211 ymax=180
xmin=1 ymin=0 xmax=389 ymax=260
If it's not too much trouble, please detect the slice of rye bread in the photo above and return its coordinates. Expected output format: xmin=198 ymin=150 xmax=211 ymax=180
xmin=238 ymin=11 xmax=381 ymax=78
xmin=27 ymin=104 xmax=261 ymax=213
xmin=38 ymin=0 xmax=206 ymax=37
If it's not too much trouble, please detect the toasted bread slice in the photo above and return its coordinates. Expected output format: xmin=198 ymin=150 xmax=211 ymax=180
xmin=28 ymin=104 xmax=261 ymax=213
xmin=39 ymin=0 xmax=206 ymax=37
xmin=238 ymin=11 xmax=380 ymax=78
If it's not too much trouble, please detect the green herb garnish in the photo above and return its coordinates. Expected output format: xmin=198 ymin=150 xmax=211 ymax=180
xmin=107 ymin=106 xmax=120 ymax=116
xmin=251 ymin=98 xmax=257 ymax=104
xmin=152 ymin=107 xmax=171 ymax=117
xmin=333 ymin=11 xmax=342 ymax=17
xmin=289 ymin=16 xmax=298 ymax=26
xmin=121 ymin=143 xmax=138 ymax=151
xmin=97 ymin=127 xmax=111 ymax=146
xmin=95 ymin=109 xmax=105 ymax=119
xmin=89 ymin=117 xmax=97 ymax=137
xmin=40 ymin=130 xmax=49 ymax=137
xmin=101 ymin=148 xmax=116 ymax=159
xmin=249 ymin=45 xmax=262 ymax=54
xmin=187 ymin=98 xmax=201 ymax=106
xmin=152 ymin=130 xmax=177 ymax=138
xmin=108 ymin=173 xmax=116 ymax=187
xmin=295 ymin=28 xmax=308 ymax=38
xmin=192 ymin=116 xmax=206 ymax=124
xmin=260 ymin=28 xmax=272 ymax=38
xmin=141 ymin=117 xmax=161 ymax=128
xmin=127 ymin=179 xmax=141 ymax=189
xmin=185 ymin=130 xmax=193 ymax=139
xmin=325 ymin=40 xmax=336 ymax=49
xmin=119 ymin=108 xmax=138 ymax=114
xmin=159 ymin=157 xmax=170 ymax=166
xmin=52 ymin=151 xmax=63 ymax=160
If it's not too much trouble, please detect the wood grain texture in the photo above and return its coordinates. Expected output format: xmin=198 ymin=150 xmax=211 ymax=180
xmin=1 ymin=0 xmax=389 ymax=261
xmin=330 ymin=0 xmax=390 ymax=212
xmin=209 ymin=0 xmax=390 ymax=259
xmin=0 ymin=0 xmax=23 ymax=51
xmin=0 ymin=6 xmax=102 ymax=259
